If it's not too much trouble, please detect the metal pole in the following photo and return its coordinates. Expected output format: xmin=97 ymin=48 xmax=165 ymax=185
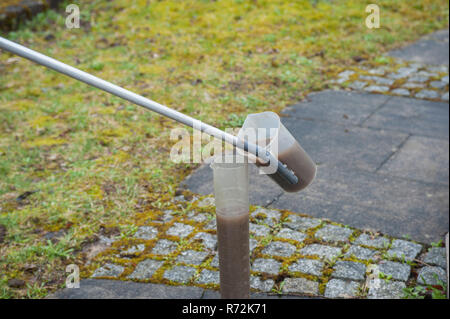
xmin=0 ymin=36 xmax=298 ymax=185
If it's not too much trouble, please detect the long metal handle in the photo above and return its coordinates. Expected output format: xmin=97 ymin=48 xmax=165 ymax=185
xmin=0 ymin=36 xmax=298 ymax=185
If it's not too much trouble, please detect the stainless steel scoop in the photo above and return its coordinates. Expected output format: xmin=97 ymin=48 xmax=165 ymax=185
xmin=0 ymin=36 xmax=299 ymax=187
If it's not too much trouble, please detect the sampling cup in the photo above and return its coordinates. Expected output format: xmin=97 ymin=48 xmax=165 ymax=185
xmin=237 ymin=111 xmax=316 ymax=192
xmin=211 ymin=155 xmax=250 ymax=299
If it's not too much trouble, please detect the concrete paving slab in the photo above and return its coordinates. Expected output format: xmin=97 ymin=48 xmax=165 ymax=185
xmin=281 ymin=117 xmax=408 ymax=172
xmin=362 ymin=96 xmax=449 ymax=139
xmin=271 ymin=164 xmax=449 ymax=243
xmin=281 ymin=90 xmax=390 ymax=125
xmin=378 ymin=136 xmax=449 ymax=185
xmin=48 ymin=279 xmax=204 ymax=299
xmin=388 ymin=30 xmax=449 ymax=65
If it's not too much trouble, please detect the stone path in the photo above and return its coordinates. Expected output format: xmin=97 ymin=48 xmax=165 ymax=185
xmin=388 ymin=29 xmax=449 ymax=66
xmin=51 ymin=195 xmax=447 ymax=299
xmin=183 ymin=30 xmax=449 ymax=245
xmin=52 ymin=30 xmax=449 ymax=299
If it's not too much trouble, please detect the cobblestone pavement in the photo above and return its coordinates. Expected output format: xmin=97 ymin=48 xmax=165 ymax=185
xmin=332 ymin=29 xmax=449 ymax=102
xmin=54 ymin=196 xmax=446 ymax=299
xmin=332 ymin=61 xmax=448 ymax=102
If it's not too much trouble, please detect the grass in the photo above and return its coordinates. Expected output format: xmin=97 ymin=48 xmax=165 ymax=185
xmin=0 ymin=0 xmax=449 ymax=298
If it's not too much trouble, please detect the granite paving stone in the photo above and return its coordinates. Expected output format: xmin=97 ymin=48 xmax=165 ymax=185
xmin=282 ymin=278 xmax=319 ymax=295
xmin=358 ymin=75 xmax=379 ymax=81
xmin=430 ymin=81 xmax=448 ymax=89
xmin=196 ymin=269 xmax=219 ymax=285
xmin=158 ymin=210 xmax=175 ymax=223
xmin=275 ymin=228 xmax=307 ymax=242
xmin=210 ymin=254 xmax=219 ymax=268
xmin=387 ymin=240 xmax=423 ymax=261
xmin=408 ymin=75 xmax=429 ymax=83
xmin=250 ymin=223 xmax=271 ymax=237
xmin=192 ymin=232 xmax=217 ymax=250
xmin=152 ymin=239 xmax=178 ymax=255
xmin=373 ymin=260 xmax=411 ymax=282
xmin=166 ymin=222 xmax=194 ymax=238
xmin=324 ymin=279 xmax=360 ymax=298
xmin=428 ymin=65 xmax=448 ymax=73
xmin=133 ymin=226 xmax=158 ymax=240
xmin=128 ymin=259 xmax=164 ymax=280
xmin=204 ymin=218 xmax=217 ymax=230
xmin=163 ymin=265 xmax=197 ymax=283
xmin=416 ymin=71 xmax=439 ymax=78
xmin=251 ymin=207 xmax=282 ymax=226
xmin=173 ymin=195 xmax=186 ymax=202
xmin=364 ymin=85 xmax=389 ymax=93
xmin=176 ymin=250 xmax=209 ymax=265
xmin=369 ymin=76 xmax=395 ymax=86
xmin=300 ymin=244 xmax=342 ymax=260
xmin=252 ymin=258 xmax=281 ymax=275
xmin=367 ymin=279 xmax=406 ymax=299
xmin=92 ymin=263 xmax=125 ymax=278
xmin=332 ymin=261 xmax=366 ymax=281
xmin=338 ymin=70 xmax=355 ymax=78
xmin=187 ymin=212 xmax=209 ymax=223
xmin=250 ymin=238 xmax=258 ymax=253
xmin=315 ymin=224 xmax=353 ymax=242
xmin=348 ymin=81 xmax=367 ymax=90
xmin=354 ymin=233 xmax=390 ymax=249
xmin=344 ymin=245 xmax=377 ymax=261
xmin=97 ymin=235 xmax=116 ymax=246
xmin=417 ymin=266 xmax=447 ymax=285
xmin=196 ymin=197 xmax=215 ymax=207
xmin=282 ymin=214 xmax=321 ymax=232
xmin=368 ymin=68 xmax=386 ymax=75
xmin=261 ymin=241 xmax=297 ymax=257
xmin=423 ymin=247 xmax=447 ymax=268
xmin=415 ymin=89 xmax=440 ymax=99
xmin=402 ymin=82 xmax=425 ymax=89
xmin=387 ymin=72 xmax=407 ymax=80
xmin=289 ymin=259 xmax=324 ymax=276
xmin=335 ymin=77 xmax=348 ymax=84
xmin=391 ymin=88 xmax=410 ymax=96
xmin=250 ymin=276 xmax=275 ymax=292
xmin=121 ymin=244 xmax=146 ymax=256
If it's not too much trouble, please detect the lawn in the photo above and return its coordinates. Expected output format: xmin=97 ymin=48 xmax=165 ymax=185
xmin=0 ymin=0 xmax=448 ymax=298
